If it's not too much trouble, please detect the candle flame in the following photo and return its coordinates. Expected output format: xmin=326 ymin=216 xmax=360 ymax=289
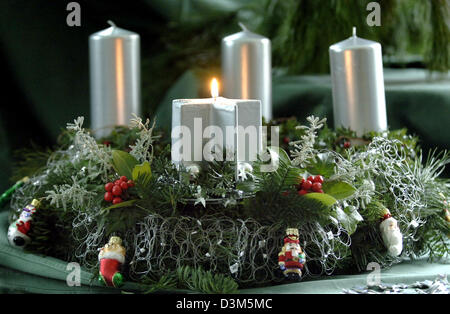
xmin=211 ymin=78 xmax=219 ymax=98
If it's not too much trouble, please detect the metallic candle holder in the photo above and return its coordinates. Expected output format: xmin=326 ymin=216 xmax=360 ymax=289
xmin=222 ymin=23 xmax=272 ymax=121
xmin=329 ymin=27 xmax=387 ymax=136
xmin=89 ymin=21 xmax=141 ymax=138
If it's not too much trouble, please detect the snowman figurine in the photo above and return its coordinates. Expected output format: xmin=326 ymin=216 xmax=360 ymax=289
xmin=7 ymin=199 xmax=40 ymax=248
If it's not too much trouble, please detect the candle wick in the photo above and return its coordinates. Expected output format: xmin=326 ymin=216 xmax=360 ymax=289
xmin=107 ymin=20 xmax=116 ymax=28
xmin=238 ymin=22 xmax=248 ymax=32
xmin=352 ymin=26 xmax=357 ymax=37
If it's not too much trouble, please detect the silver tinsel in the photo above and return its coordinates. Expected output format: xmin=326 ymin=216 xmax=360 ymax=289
xmin=343 ymin=274 xmax=449 ymax=294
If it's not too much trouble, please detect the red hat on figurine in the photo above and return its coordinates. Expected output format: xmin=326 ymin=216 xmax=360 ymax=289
xmin=284 ymin=228 xmax=300 ymax=244
xmin=284 ymin=237 xmax=299 ymax=244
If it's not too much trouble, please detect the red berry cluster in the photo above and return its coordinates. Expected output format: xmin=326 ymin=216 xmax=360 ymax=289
xmin=297 ymin=175 xmax=324 ymax=195
xmin=104 ymin=176 xmax=135 ymax=204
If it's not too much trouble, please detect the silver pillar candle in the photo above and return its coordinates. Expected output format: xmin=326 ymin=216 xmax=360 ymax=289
xmin=329 ymin=27 xmax=387 ymax=136
xmin=222 ymin=23 xmax=272 ymax=120
xmin=89 ymin=21 xmax=141 ymax=138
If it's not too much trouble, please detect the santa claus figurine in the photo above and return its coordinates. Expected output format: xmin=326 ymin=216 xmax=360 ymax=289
xmin=98 ymin=236 xmax=126 ymax=288
xmin=7 ymin=199 xmax=40 ymax=248
xmin=278 ymin=228 xmax=306 ymax=281
xmin=379 ymin=210 xmax=403 ymax=257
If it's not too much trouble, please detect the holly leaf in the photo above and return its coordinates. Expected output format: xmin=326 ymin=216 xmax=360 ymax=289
xmin=322 ymin=181 xmax=356 ymax=200
xmin=112 ymin=150 xmax=139 ymax=179
xmin=303 ymin=192 xmax=337 ymax=208
xmin=100 ymin=199 xmax=137 ymax=214
xmin=132 ymin=161 xmax=152 ymax=190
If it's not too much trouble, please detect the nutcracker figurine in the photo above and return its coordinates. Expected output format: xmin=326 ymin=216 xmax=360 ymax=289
xmin=98 ymin=236 xmax=126 ymax=288
xmin=278 ymin=228 xmax=306 ymax=281
xmin=7 ymin=199 xmax=40 ymax=248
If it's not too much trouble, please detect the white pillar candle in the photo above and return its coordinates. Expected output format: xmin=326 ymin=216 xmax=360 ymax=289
xmin=89 ymin=21 xmax=141 ymax=138
xmin=222 ymin=23 xmax=272 ymax=121
xmin=171 ymin=79 xmax=262 ymax=171
xmin=329 ymin=27 xmax=387 ymax=136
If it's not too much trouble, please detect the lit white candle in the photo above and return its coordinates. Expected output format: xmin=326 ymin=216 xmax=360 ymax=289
xmin=171 ymin=78 xmax=262 ymax=171
xmin=329 ymin=27 xmax=387 ymax=136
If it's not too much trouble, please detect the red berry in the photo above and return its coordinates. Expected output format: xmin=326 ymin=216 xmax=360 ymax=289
xmin=127 ymin=180 xmax=135 ymax=187
xmin=307 ymin=176 xmax=314 ymax=182
xmin=114 ymin=179 xmax=121 ymax=185
xmin=302 ymin=180 xmax=313 ymax=190
xmin=283 ymin=137 xmax=290 ymax=144
xmin=120 ymin=182 xmax=128 ymax=190
xmin=104 ymin=192 xmax=113 ymax=202
xmin=112 ymin=197 xmax=122 ymax=204
xmin=317 ymin=189 xmax=324 ymax=193
xmin=120 ymin=176 xmax=128 ymax=182
xmin=312 ymin=182 xmax=322 ymax=192
xmin=313 ymin=175 xmax=324 ymax=184
xmin=112 ymin=185 xmax=122 ymax=196
xmin=298 ymin=189 xmax=308 ymax=196
xmin=344 ymin=141 xmax=351 ymax=148
xmin=105 ymin=182 xmax=114 ymax=192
